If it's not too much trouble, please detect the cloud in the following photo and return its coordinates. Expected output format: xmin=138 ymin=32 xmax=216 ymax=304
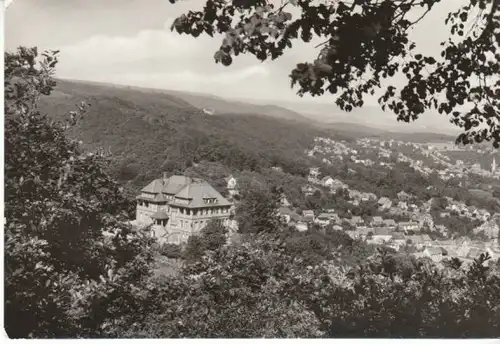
xmin=57 ymin=23 xmax=215 ymax=70
xmin=54 ymin=22 xmax=283 ymax=98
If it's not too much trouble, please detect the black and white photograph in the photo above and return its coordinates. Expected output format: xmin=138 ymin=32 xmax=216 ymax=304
xmin=3 ymin=0 xmax=500 ymax=339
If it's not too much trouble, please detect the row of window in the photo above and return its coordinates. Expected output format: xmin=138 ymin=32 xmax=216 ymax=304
xmin=138 ymin=202 xmax=230 ymax=217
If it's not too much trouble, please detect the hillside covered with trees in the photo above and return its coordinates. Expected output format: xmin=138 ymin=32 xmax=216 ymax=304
xmin=37 ymin=79 xmax=349 ymax=192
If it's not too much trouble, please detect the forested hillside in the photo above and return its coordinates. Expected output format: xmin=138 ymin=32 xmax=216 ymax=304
xmin=38 ymin=79 xmax=349 ymax=191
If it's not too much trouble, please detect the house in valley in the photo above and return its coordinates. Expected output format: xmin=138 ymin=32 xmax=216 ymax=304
xmin=391 ymin=232 xmax=407 ymax=247
xmin=303 ymin=210 xmax=316 ymax=223
xmin=378 ymin=197 xmax=392 ymax=210
xmin=406 ymin=235 xmax=430 ymax=250
xmin=280 ymin=194 xmax=291 ymax=207
xmin=136 ymin=174 xmax=233 ymax=244
xmin=348 ymin=227 xmax=372 ymax=240
xmin=308 ymin=167 xmax=320 ymax=182
xmin=315 ymin=212 xmax=340 ymax=226
xmin=398 ymin=201 xmax=409 ymax=211
xmin=422 ymin=247 xmax=448 ymax=263
xmin=278 ymin=207 xmax=293 ymax=224
xmin=301 ymin=185 xmax=318 ymax=196
xmin=370 ymin=227 xmax=393 ymax=244
xmin=398 ymin=221 xmax=420 ymax=233
xmin=226 ymin=175 xmax=239 ymax=197
xmin=371 ymin=216 xmax=384 ymax=227
xmin=202 ymin=108 xmax=215 ymax=116
xmin=321 ymin=176 xmax=335 ymax=188
xmin=383 ymin=219 xmax=397 ymax=228
xmin=350 ymin=216 xmax=364 ymax=227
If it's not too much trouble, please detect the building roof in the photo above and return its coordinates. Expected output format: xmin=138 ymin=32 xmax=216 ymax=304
xmin=358 ymin=227 xmax=373 ymax=236
xmin=408 ymin=235 xmax=424 ymax=244
xmin=317 ymin=213 xmax=337 ymax=220
xmin=421 ymin=234 xmax=432 ymax=242
xmin=351 ymin=216 xmax=363 ymax=222
xmin=151 ymin=211 xmax=169 ymax=220
xmin=162 ymin=175 xmax=194 ymax=195
xmin=141 ymin=179 xmax=166 ymax=194
xmin=426 ymin=247 xmax=447 ymax=255
xmin=140 ymin=174 xmax=232 ymax=209
xmin=279 ymin=207 xmax=293 ymax=215
xmin=372 ymin=216 xmax=383 ymax=222
xmin=170 ymin=180 xmax=232 ymax=208
xmin=374 ymin=227 xmax=391 ymax=236
xmin=383 ymin=219 xmax=396 ymax=225
xmin=290 ymin=212 xmax=303 ymax=222
xmin=399 ymin=221 xmax=418 ymax=227
xmin=466 ymin=247 xmax=484 ymax=259
xmin=392 ymin=232 xmax=406 ymax=240
xmin=303 ymin=210 xmax=315 ymax=216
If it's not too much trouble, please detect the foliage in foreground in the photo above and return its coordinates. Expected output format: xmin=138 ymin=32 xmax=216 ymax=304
xmin=118 ymin=237 xmax=500 ymax=338
xmin=4 ymin=47 xmax=156 ymax=338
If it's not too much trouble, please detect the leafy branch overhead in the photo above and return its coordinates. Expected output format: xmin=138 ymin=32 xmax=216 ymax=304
xmin=169 ymin=0 xmax=500 ymax=147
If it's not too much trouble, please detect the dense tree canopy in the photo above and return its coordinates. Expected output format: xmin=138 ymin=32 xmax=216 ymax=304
xmin=169 ymin=0 xmax=500 ymax=147
xmin=4 ymin=47 xmax=156 ymax=338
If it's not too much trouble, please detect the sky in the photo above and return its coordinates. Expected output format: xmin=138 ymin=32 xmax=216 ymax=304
xmin=4 ymin=0 xmax=468 ymax=130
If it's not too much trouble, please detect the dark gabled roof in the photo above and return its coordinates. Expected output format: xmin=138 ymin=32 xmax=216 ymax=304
xmin=169 ymin=180 xmax=232 ymax=208
xmin=141 ymin=179 xmax=165 ymax=193
xmin=140 ymin=174 xmax=232 ymax=209
xmin=162 ymin=175 xmax=193 ymax=195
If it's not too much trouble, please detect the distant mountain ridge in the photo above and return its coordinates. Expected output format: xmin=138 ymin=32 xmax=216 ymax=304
xmin=56 ymin=78 xmax=312 ymax=124
xmin=53 ymin=78 xmax=458 ymax=143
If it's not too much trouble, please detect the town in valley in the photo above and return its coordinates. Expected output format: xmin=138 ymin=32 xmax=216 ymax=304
xmin=132 ymin=129 xmax=500 ymax=269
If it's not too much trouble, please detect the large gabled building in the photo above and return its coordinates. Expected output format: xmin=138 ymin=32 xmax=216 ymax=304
xmin=136 ymin=174 xmax=233 ymax=244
